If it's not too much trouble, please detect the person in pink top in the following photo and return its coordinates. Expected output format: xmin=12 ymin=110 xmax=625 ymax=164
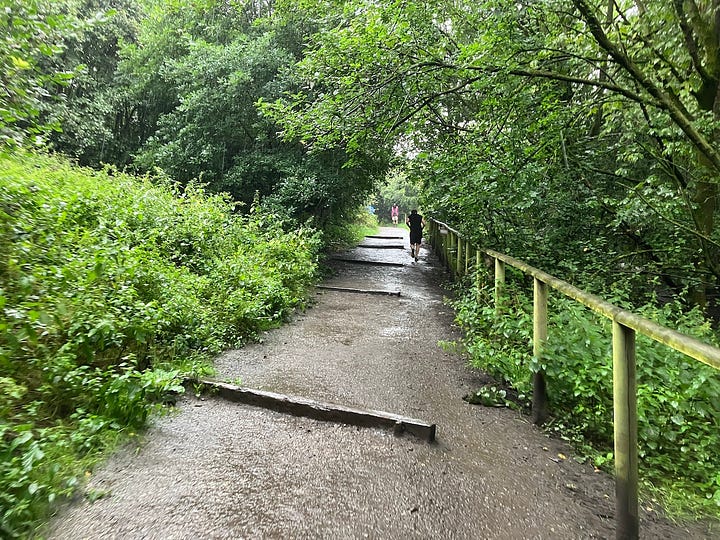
xmin=391 ymin=204 xmax=399 ymax=226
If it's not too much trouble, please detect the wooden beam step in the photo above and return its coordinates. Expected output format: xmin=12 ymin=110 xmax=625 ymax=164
xmin=187 ymin=379 xmax=436 ymax=443
xmin=329 ymin=257 xmax=406 ymax=267
xmin=317 ymin=285 xmax=401 ymax=296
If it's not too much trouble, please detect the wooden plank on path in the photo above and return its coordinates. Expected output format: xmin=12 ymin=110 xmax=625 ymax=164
xmin=329 ymin=257 xmax=406 ymax=267
xmin=317 ymin=285 xmax=401 ymax=296
xmin=187 ymin=378 xmax=436 ymax=443
xmin=365 ymin=235 xmax=404 ymax=239
xmin=357 ymin=244 xmax=405 ymax=249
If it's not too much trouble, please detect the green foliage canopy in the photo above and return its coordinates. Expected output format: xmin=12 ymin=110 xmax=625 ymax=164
xmin=266 ymin=0 xmax=720 ymax=303
xmin=40 ymin=0 xmax=389 ymax=231
xmin=0 ymin=0 xmax=80 ymax=148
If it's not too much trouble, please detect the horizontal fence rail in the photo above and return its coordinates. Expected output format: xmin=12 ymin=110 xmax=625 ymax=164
xmin=426 ymin=218 xmax=720 ymax=540
xmin=485 ymin=248 xmax=720 ymax=370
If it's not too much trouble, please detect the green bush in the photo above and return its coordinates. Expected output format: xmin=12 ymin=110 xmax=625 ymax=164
xmin=452 ymin=270 xmax=720 ymax=517
xmin=321 ymin=205 xmax=379 ymax=251
xmin=0 ymin=150 xmax=320 ymax=537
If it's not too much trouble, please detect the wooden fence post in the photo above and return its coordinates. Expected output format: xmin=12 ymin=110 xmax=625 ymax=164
xmin=436 ymin=225 xmax=443 ymax=266
xmin=457 ymin=237 xmax=464 ymax=277
xmin=434 ymin=224 xmax=441 ymax=265
xmin=532 ymin=278 xmax=549 ymax=425
xmin=613 ymin=321 xmax=639 ymax=540
xmin=442 ymin=230 xmax=449 ymax=269
xmin=494 ymin=258 xmax=505 ymax=313
xmin=450 ymin=232 xmax=456 ymax=272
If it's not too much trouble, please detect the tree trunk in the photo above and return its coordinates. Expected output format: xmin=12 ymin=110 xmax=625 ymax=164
xmin=688 ymin=0 xmax=720 ymax=306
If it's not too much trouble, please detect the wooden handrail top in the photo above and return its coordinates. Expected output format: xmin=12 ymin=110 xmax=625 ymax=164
xmin=429 ymin=219 xmax=720 ymax=370
xmin=432 ymin=218 xmax=461 ymax=237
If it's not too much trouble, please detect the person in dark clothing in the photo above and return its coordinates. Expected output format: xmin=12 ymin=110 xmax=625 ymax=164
xmin=406 ymin=209 xmax=425 ymax=262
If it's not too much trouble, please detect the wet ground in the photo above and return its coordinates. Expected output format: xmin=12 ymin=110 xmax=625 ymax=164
xmin=47 ymin=228 xmax=714 ymax=539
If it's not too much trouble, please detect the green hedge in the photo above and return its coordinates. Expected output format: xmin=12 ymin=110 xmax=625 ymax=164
xmin=0 ymin=151 xmax=320 ymax=538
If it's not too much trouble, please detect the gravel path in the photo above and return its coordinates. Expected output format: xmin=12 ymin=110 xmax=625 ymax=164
xmin=47 ymin=228 xmax=713 ymax=539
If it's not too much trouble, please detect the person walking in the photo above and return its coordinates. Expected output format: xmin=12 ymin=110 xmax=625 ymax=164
xmin=391 ymin=204 xmax=399 ymax=226
xmin=406 ymin=209 xmax=425 ymax=262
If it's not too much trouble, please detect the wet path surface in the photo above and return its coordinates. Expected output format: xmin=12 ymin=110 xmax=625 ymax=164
xmin=48 ymin=228 xmax=710 ymax=539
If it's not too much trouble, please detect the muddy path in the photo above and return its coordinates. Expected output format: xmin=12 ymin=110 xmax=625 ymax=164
xmin=47 ymin=228 xmax=713 ymax=539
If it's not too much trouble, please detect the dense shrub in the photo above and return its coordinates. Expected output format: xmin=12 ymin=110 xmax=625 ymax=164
xmin=452 ymin=270 xmax=720 ymax=516
xmin=321 ymin=206 xmax=379 ymax=251
xmin=0 ymin=151 xmax=320 ymax=537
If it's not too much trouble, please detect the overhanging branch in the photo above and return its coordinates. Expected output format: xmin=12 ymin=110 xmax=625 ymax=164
xmin=571 ymin=0 xmax=720 ymax=173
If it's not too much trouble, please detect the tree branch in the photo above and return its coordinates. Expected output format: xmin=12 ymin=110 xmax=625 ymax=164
xmin=388 ymin=76 xmax=485 ymax=132
xmin=572 ymin=0 xmax=720 ymax=174
xmin=584 ymin=164 xmax=720 ymax=253
xmin=673 ymin=0 xmax=713 ymax=82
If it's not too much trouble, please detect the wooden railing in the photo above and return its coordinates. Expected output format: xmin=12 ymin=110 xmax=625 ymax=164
xmin=426 ymin=218 xmax=720 ymax=540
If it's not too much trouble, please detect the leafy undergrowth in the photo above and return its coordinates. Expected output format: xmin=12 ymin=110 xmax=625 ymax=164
xmin=0 ymin=151 xmax=321 ymax=538
xmin=322 ymin=206 xmax=379 ymax=252
xmin=451 ymin=272 xmax=720 ymax=520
